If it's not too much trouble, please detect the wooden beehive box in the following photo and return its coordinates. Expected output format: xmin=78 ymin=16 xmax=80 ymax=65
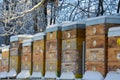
xmin=22 ymin=38 xmax=33 ymax=73
xmin=0 ymin=53 xmax=2 ymax=72
xmin=86 ymin=35 xmax=106 ymax=48
xmin=32 ymin=32 xmax=46 ymax=74
xmin=86 ymin=48 xmax=105 ymax=62
xmin=10 ymin=35 xmax=33 ymax=73
xmin=62 ymin=50 xmax=81 ymax=63
xmin=85 ymin=62 xmax=106 ymax=76
xmin=62 ymin=38 xmax=84 ymax=51
xmin=46 ymin=24 xmax=61 ymax=40
xmin=108 ymin=27 xmax=120 ymax=71
xmin=62 ymin=22 xmax=85 ymax=40
xmin=45 ymin=24 xmax=62 ymax=78
xmin=86 ymin=15 xmax=120 ymax=76
xmin=10 ymin=56 xmax=20 ymax=73
xmin=61 ymin=22 xmax=85 ymax=78
xmin=1 ymin=46 xmax=10 ymax=72
xmin=86 ymin=16 xmax=120 ymax=37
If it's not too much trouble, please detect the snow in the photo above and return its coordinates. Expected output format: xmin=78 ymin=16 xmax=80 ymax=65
xmin=7 ymin=69 xmax=17 ymax=78
xmin=33 ymin=32 xmax=46 ymax=41
xmin=2 ymin=45 xmax=9 ymax=52
xmin=61 ymin=21 xmax=78 ymax=27
xmin=22 ymin=38 xmax=33 ymax=46
xmin=109 ymin=27 xmax=120 ymax=32
xmin=46 ymin=24 xmax=61 ymax=32
xmin=46 ymin=24 xmax=61 ymax=29
xmin=16 ymin=70 xmax=30 ymax=79
xmin=60 ymin=72 xmax=75 ymax=79
xmin=104 ymin=71 xmax=120 ymax=80
xmin=10 ymin=34 xmax=33 ymax=42
xmin=30 ymin=72 xmax=43 ymax=78
xmin=0 ymin=71 xmax=8 ymax=78
xmin=108 ymin=27 xmax=120 ymax=37
xmin=82 ymin=71 xmax=104 ymax=80
xmin=44 ymin=71 xmax=57 ymax=79
xmin=61 ymin=21 xmax=85 ymax=31
xmin=86 ymin=15 xmax=120 ymax=26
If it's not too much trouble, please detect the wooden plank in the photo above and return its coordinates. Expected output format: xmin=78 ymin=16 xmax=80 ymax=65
xmin=85 ymin=61 xmax=106 ymax=76
xmin=86 ymin=48 xmax=105 ymax=62
xmin=62 ymin=28 xmax=85 ymax=40
xmin=86 ymin=35 xmax=106 ymax=48
xmin=62 ymin=49 xmax=81 ymax=63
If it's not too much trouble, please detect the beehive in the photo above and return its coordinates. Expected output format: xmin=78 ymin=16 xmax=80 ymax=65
xmin=45 ymin=24 xmax=62 ymax=79
xmin=16 ymin=38 xmax=33 ymax=79
xmin=0 ymin=52 xmax=2 ymax=72
xmin=108 ymin=27 xmax=120 ymax=71
xmin=60 ymin=22 xmax=85 ymax=79
xmin=86 ymin=15 xmax=120 ymax=76
xmin=1 ymin=46 xmax=10 ymax=72
xmin=9 ymin=35 xmax=33 ymax=74
xmin=21 ymin=38 xmax=33 ymax=73
xmin=31 ymin=32 xmax=46 ymax=78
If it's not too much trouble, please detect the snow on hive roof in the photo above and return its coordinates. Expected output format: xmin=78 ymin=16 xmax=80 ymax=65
xmin=108 ymin=27 xmax=120 ymax=37
xmin=60 ymin=72 xmax=75 ymax=79
xmin=104 ymin=71 xmax=120 ymax=80
xmin=1 ymin=45 xmax=10 ymax=52
xmin=16 ymin=70 xmax=30 ymax=79
xmin=61 ymin=21 xmax=85 ymax=31
xmin=7 ymin=68 xmax=17 ymax=78
xmin=30 ymin=72 xmax=42 ymax=78
xmin=86 ymin=15 xmax=120 ymax=26
xmin=22 ymin=38 xmax=33 ymax=46
xmin=10 ymin=34 xmax=33 ymax=42
xmin=109 ymin=27 xmax=120 ymax=31
xmin=46 ymin=24 xmax=61 ymax=32
xmin=82 ymin=71 xmax=104 ymax=80
xmin=44 ymin=71 xmax=57 ymax=78
xmin=0 ymin=71 xmax=8 ymax=78
xmin=33 ymin=32 xmax=46 ymax=41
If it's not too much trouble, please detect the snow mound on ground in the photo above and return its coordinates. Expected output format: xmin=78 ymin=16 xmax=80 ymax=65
xmin=60 ymin=72 xmax=75 ymax=79
xmin=104 ymin=71 xmax=120 ymax=80
xmin=16 ymin=70 xmax=30 ymax=79
xmin=44 ymin=71 xmax=56 ymax=78
xmin=82 ymin=71 xmax=104 ymax=80
xmin=7 ymin=69 xmax=17 ymax=78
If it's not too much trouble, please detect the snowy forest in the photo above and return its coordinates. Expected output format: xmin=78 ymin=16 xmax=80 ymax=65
xmin=0 ymin=0 xmax=120 ymax=45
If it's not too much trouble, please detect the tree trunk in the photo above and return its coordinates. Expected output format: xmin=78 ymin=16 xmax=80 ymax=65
xmin=117 ymin=0 xmax=120 ymax=13
xmin=96 ymin=0 xmax=104 ymax=16
xmin=32 ymin=0 xmax=47 ymax=33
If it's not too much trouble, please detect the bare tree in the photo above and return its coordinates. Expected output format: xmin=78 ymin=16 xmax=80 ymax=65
xmin=117 ymin=0 xmax=120 ymax=13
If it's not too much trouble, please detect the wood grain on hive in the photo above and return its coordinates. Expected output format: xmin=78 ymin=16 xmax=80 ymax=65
xmin=32 ymin=32 xmax=46 ymax=75
xmin=108 ymin=27 xmax=120 ymax=72
xmin=86 ymin=15 xmax=120 ymax=76
xmin=61 ymin=22 xmax=85 ymax=78
xmin=1 ymin=46 xmax=10 ymax=72
xmin=10 ymin=35 xmax=33 ymax=74
xmin=45 ymin=24 xmax=62 ymax=79
xmin=0 ymin=52 xmax=2 ymax=72
xmin=21 ymin=38 xmax=33 ymax=74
